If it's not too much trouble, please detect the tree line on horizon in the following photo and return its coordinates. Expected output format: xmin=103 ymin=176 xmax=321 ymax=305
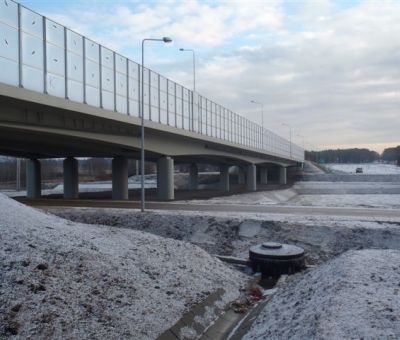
xmin=306 ymin=146 xmax=400 ymax=165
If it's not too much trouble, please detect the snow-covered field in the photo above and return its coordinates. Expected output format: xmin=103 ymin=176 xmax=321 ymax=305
xmin=1 ymin=162 xmax=400 ymax=339
xmin=327 ymin=162 xmax=400 ymax=174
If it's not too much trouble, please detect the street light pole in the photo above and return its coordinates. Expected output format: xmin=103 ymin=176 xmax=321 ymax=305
xmin=282 ymin=123 xmax=292 ymax=158
xmin=251 ymin=101 xmax=264 ymax=149
xmin=141 ymin=37 xmax=172 ymax=212
xmin=179 ymin=48 xmax=196 ymax=92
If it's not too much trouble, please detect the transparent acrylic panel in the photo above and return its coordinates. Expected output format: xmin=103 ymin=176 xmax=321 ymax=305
xmin=192 ymin=93 xmax=199 ymax=132
xmin=101 ymin=46 xmax=113 ymax=69
xmin=183 ymin=101 xmax=189 ymax=118
xmin=22 ymin=65 xmax=44 ymax=92
xmin=129 ymin=99 xmax=139 ymax=117
xmin=150 ymin=71 xmax=158 ymax=88
xmin=101 ymin=65 xmax=114 ymax=92
xmin=176 ymin=99 xmax=182 ymax=118
xmin=169 ymin=110 xmax=176 ymax=127
xmin=176 ymin=113 xmax=183 ymax=129
xmin=46 ymin=19 xmax=64 ymax=47
xmin=85 ymin=59 xmax=100 ymax=88
xmin=85 ymin=84 xmax=100 ymax=107
xmin=128 ymin=60 xmax=139 ymax=80
xmin=143 ymin=103 xmax=150 ymax=120
xmin=168 ymin=94 xmax=175 ymax=113
xmin=160 ymin=91 xmax=167 ymax=111
xmin=67 ymin=30 xmax=83 ymax=56
xmin=143 ymin=83 xmax=149 ymax=105
xmin=47 ymin=43 xmax=65 ymax=76
xmin=160 ymin=76 xmax=167 ymax=92
xmin=0 ymin=0 xmax=18 ymax=27
xmin=22 ymin=33 xmax=43 ymax=69
xmin=0 ymin=58 xmax=18 ymax=86
xmin=183 ymin=88 xmax=189 ymax=103
xmin=21 ymin=7 xmax=43 ymax=37
xmin=101 ymin=91 xmax=114 ymax=111
xmin=176 ymin=84 xmax=182 ymax=99
xmin=116 ymin=95 xmax=127 ymax=114
xmin=116 ymin=54 xmax=127 ymax=74
xmin=46 ymin=72 xmax=65 ymax=98
xmin=67 ymin=79 xmax=83 ymax=102
xmin=116 ymin=72 xmax=127 ymax=96
xmin=160 ymin=109 xmax=167 ymax=124
xmin=168 ymin=80 xmax=175 ymax=96
xmin=201 ymin=122 xmax=207 ymax=135
xmin=184 ymin=117 xmax=189 ymax=130
xmin=150 ymin=105 xmax=159 ymax=122
xmin=150 ymin=88 xmax=160 ymax=122
xmin=0 ymin=24 xmax=18 ymax=61
xmin=142 ymin=68 xmax=151 ymax=86
xmin=128 ymin=76 xmax=139 ymax=102
xmin=67 ymin=51 xmax=83 ymax=82
xmin=85 ymin=39 xmax=99 ymax=62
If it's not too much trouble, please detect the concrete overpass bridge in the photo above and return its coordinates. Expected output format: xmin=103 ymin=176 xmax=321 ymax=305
xmin=0 ymin=0 xmax=304 ymax=201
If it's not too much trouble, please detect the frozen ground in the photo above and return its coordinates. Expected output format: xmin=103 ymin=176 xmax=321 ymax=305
xmin=2 ymin=162 xmax=400 ymax=339
xmin=327 ymin=162 xmax=400 ymax=174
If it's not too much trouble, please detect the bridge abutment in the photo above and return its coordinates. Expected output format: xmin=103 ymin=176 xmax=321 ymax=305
xmin=157 ymin=156 xmax=174 ymax=200
xmin=64 ymin=157 xmax=79 ymax=199
xmin=246 ymin=164 xmax=257 ymax=191
xmin=112 ymin=156 xmax=128 ymax=200
xmin=26 ymin=159 xmax=41 ymax=199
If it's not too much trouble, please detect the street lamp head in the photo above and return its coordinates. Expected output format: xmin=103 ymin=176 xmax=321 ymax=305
xmin=163 ymin=37 xmax=173 ymax=43
xmin=179 ymin=48 xmax=184 ymax=51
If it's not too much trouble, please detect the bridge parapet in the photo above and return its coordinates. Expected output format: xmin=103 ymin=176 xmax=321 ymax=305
xmin=0 ymin=0 xmax=304 ymax=162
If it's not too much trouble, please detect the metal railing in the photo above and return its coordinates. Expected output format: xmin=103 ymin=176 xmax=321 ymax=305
xmin=0 ymin=0 xmax=304 ymax=161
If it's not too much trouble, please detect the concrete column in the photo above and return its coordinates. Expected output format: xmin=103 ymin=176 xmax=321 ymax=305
xmin=246 ymin=164 xmax=257 ymax=191
xmin=260 ymin=168 xmax=268 ymax=184
xmin=219 ymin=164 xmax=230 ymax=192
xmin=157 ymin=156 xmax=174 ymax=200
xmin=63 ymin=157 xmax=79 ymax=199
xmin=189 ymin=163 xmax=198 ymax=190
xmin=238 ymin=166 xmax=246 ymax=184
xmin=26 ymin=159 xmax=41 ymax=198
xmin=112 ymin=156 xmax=128 ymax=200
xmin=280 ymin=167 xmax=287 ymax=184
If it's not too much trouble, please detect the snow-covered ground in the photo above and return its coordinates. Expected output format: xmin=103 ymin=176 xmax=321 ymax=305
xmin=327 ymin=162 xmax=400 ymax=174
xmin=0 ymin=194 xmax=244 ymax=339
xmin=2 ymin=162 xmax=400 ymax=339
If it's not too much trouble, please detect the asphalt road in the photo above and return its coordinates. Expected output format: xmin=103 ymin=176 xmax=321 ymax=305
xmin=15 ymin=196 xmax=400 ymax=220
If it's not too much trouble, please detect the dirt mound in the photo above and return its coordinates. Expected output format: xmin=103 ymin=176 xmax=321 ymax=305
xmin=0 ymin=194 xmax=244 ymax=339
xmin=244 ymin=249 xmax=400 ymax=340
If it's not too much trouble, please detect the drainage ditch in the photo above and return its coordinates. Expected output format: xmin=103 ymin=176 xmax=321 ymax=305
xmin=158 ymin=242 xmax=305 ymax=340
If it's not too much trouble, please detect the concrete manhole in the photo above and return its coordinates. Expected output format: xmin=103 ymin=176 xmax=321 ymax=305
xmin=249 ymin=242 xmax=305 ymax=277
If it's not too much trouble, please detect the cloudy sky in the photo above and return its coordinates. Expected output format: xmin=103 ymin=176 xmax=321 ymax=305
xmin=17 ymin=0 xmax=400 ymax=154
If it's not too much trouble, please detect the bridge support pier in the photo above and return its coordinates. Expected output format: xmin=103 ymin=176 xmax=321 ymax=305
xmin=238 ymin=166 xmax=246 ymax=184
xmin=260 ymin=168 xmax=268 ymax=184
xmin=64 ymin=157 xmax=79 ymax=199
xmin=220 ymin=164 xmax=230 ymax=192
xmin=279 ymin=167 xmax=287 ymax=184
xmin=246 ymin=164 xmax=257 ymax=191
xmin=112 ymin=156 xmax=128 ymax=200
xmin=189 ymin=163 xmax=198 ymax=190
xmin=26 ymin=159 xmax=41 ymax=198
xmin=157 ymin=156 xmax=174 ymax=200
